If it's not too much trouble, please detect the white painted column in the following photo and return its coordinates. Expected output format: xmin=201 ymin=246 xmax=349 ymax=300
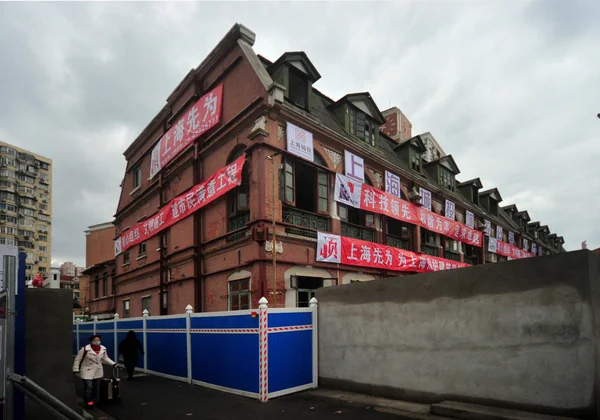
xmin=310 ymin=297 xmax=319 ymax=389
xmin=185 ymin=304 xmax=193 ymax=384
xmin=93 ymin=316 xmax=98 ymax=335
xmin=113 ymin=313 xmax=119 ymax=362
xmin=258 ymin=297 xmax=269 ymax=403
xmin=143 ymin=309 xmax=149 ymax=373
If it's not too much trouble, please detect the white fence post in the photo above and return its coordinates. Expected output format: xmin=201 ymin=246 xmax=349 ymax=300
xmin=93 ymin=316 xmax=98 ymax=335
xmin=310 ymin=297 xmax=319 ymax=389
xmin=258 ymin=297 xmax=269 ymax=403
xmin=143 ymin=309 xmax=149 ymax=373
xmin=113 ymin=313 xmax=119 ymax=362
xmin=186 ymin=304 xmax=193 ymax=384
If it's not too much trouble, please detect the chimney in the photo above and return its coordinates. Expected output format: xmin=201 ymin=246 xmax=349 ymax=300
xmin=381 ymin=107 xmax=412 ymax=143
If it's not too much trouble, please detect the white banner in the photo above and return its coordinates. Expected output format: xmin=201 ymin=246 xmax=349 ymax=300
xmin=286 ymin=121 xmax=314 ymax=162
xmin=420 ymin=188 xmax=432 ymax=211
xmin=484 ymin=219 xmax=491 ymax=236
xmin=317 ymin=232 xmax=342 ymax=263
xmin=344 ymin=150 xmax=364 ymax=182
xmin=385 ymin=171 xmax=401 ymax=198
xmin=445 ymin=199 xmax=456 ymax=220
xmin=523 ymin=238 xmax=529 ymax=251
xmin=496 ymin=226 xmax=503 ymax=241
xmin=488 ymin=237 xmax=498 ymax=253
xmin=508 ymin=231 xmax=515 ymax=245
xmin=531 ymin=243 xmax=537 ymax=254
xmin=465 ymin=210 xmax=475 ymax=229
xmin=334 ymin=173 xmax=362 ymax=208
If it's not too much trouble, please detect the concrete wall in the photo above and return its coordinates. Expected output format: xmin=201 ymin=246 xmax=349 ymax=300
xmin=316 ymin=250 xmax=600 ymax=418
xmin=25 ymin=288 xmax=79 ymax=419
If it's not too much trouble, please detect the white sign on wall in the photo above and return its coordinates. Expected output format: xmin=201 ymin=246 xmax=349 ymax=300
xmin=445 ymin=200 xmax=456 ymax=220
xmin=484 ymin=219 xmax=491 ymax=236
xmin=420 ymin=188 xmax=432 ymax=211
xmin=508 ymin=231 xmax=515 ymax=245
xmin=488 ymin=237 xmax=498 ymax=253
xmin=385 ymin=171 xmax=401 ymax=198
xmin=496 ymin=226 xmax=503 ymax=241
xmin=344 ymin=150 xmax=364 ymax=182
xmin=286 ymin=122 xmax=314 ymax=162
xmin=465 ymin=210 xmax=475 ymax=229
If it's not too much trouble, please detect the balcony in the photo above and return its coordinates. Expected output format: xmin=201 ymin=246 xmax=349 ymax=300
xmin=226 ymin=211 xmax=250 ymax=243
xmin=386 ymin=235 xmax=410 ymax=250
xmin=341 ymin=222 xmax=375 ymax=242
xmin=444 ymin=250 xmax=461 ymax=262
xmin=420 ymin=244 xmax=438 ymax=257
xmin=282 ymin=206 xmax=329 ymax=239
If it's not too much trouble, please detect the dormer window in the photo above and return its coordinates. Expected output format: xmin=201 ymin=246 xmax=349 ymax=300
xmin=288 ymin=67 xmax=308 ymax=109
xmin=440 ymin=167 xmax=455 ymax=191
xmin=473 ymin=188 xmax=479 ymax=205
xmin=349 ymin=107 xmax=376 ymax=146
xmin=410 ymin=148 xmax=422 ymax=173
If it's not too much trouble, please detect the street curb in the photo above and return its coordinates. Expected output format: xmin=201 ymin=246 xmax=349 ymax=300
xmin=309 ymin=389 xmax=454 ymax=419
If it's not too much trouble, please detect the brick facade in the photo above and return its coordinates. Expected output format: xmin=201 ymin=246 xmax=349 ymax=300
xmin=88 ymin=24 xmax=564 ymax=318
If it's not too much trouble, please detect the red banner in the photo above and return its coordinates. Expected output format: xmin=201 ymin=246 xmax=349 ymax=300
xmin=115 ymin=155 xmax=245 ymax=256
xmin=335 ymin=174 xmax=483 ymax=248
xmin=496 ymin=239 xmax=534 ymax=259
xmin=149 ymin=84 xmax=224 ymax=179
xmin=317 ymin=232 xmax=470 ymax=273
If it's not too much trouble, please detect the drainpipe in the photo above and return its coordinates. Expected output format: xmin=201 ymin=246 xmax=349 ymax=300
xmin=193 ymin=143 xmax=203 ymax=312
xmin=158 ymin=172 xmax=166 ymax=315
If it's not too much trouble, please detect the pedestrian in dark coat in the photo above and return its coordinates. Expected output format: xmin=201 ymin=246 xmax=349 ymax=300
xmin=118 ymin=330 xmax=145 ymax=380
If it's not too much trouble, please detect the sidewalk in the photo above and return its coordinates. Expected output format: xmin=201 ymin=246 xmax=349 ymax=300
xmin=75 ymin=368 xmax=401 ymax=420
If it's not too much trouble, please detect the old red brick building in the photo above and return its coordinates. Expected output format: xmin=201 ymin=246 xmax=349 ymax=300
xmin=88 ymin=24 xmax=565 ymax=318
xmin=83 ymin=222 xmax=117 ymax=318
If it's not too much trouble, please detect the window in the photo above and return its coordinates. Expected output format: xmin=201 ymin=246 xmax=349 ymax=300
xmin=228 ymin=278 xmax=250 ymax=310
xmin=123 ymin=251 xmax=130 ymax=265
xmin=94 ymin=276 xmax=99 ymax=299
xmin=0 ymin=216 xmax=17 ymax=224
xmin=0 ymin=191 xmax=16 ymax=201
xmin=38 ymin=245 xmax=47 ymax=252
xmin=18 ymin=219 xmax=34 ymax=227
xmin=294 ymin=276 xmax=323 ymax=307
xmin=1 ymin=227 xmax=17 ymax=235
xmin=133 ymin=166 xmax=142 ymax=190
xmin=39 ymin=162 xmax=49 ymax=170
xmin=25 ymin=252 xmax=34 ymax=260
xmin=421 ymin=228 xmax=438 ymax=256
xmin=19 ymin=208 xmax=34 ymax=217
xmin=226 ymin=146 xmax=250 ymax=231
xmin=440 ymin=167 xmax=455 ymax=191
xmin=39 ymin=235 xmax=47 ymax=242
xmin=38 ymin=214 xmax=49 ymax=221
xmin=39 ymin=204 xmax=48 ymax=211
xmin=18 ymin=186 xmax=35 ymax=195
xmin=410 ymin=149 xmax=422 ymax=172
xmin=0 ymin=147 xmax=16 ymax=157
xmin=141 ymin=296 xmax=151 ymax=316
xmin=0 ymin=181 xmax=15 ymax=190
xmin=288 ymin=67 xmax=308 ymax=109
xmin=39 ymin=256 xmax=47 ymax=262
xmin=18 ymin=241 xmax=34 ymax=249
xmin=20 ymin=197 xmax=35 ymax=206
xmin=281 ymin=154 xmax=329 ymax=214
xmin=38 ymin=224 xmax=48 ymax=233
xmin=339 ymin=204 xmax=373 ymax=226
xmin=17 ymin=175 xmax=35 ymax=184
xmin=38 ymin=267 xmax=46 ymax=273
xmin=138 ymin=242 xmax=146 ymax=257
xmin=102 ymin=272 xmax=108 ymax=297
xmin=39 ymin=174 xmax=49 ymax=184
xmin=123 ymin=300 xmax=130 ymax=318
xmin=0 ymin=170 xmax=15 ymax=179
xmin=18 ymin=229 xmax=34 ymax=237
xmin=386 ymin=218 xmax=412 ymax=250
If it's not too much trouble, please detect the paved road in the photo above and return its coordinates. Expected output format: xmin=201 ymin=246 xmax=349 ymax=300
xmin=77 ymin=368 xmax=398 ymax=420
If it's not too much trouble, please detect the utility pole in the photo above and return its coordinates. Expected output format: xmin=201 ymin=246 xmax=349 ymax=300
xmin=266 ymin=152 xmax=281 ymax=306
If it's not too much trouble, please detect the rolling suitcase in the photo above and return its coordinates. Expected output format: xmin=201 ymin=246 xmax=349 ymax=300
xmin=99 ymin=365 xmax=120 ymax=404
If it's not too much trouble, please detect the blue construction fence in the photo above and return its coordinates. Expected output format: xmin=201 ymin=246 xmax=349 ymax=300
xmin=73 ymin=297 xmax=318 ymax=401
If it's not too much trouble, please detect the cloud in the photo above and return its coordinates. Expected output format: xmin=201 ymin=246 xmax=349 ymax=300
xmin=0 ymin=1 xmax=598 ymax=265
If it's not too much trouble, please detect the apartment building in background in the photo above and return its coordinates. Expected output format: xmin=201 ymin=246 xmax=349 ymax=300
xmin=0 ymin=141 xmax=52 ymax=282
xmin=60 ymin=261 xmax=85 ymax=276
xmin=87 ymin=24 xmax=565 ymax=318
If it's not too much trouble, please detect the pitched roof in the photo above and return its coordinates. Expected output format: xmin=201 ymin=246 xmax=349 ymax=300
xmin=268 ymin=51 xmax=321 ymax=82
xmin=458 ymin=178 xmax=483 ymax=189
xmin=424 ymin=154 xmax=461 ymax=174
xmin=330 ymin=92 xmax=386 ymax=124
xmin=479 ymin=188 xmax=503 ymax=202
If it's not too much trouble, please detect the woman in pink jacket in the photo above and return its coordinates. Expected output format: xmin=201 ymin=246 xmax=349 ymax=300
xmin=73 ymin=334 xmax=116 ymax=409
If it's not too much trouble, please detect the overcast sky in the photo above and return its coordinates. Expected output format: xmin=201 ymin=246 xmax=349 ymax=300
xmin=1 ymin=1 xmax=598 ymax=266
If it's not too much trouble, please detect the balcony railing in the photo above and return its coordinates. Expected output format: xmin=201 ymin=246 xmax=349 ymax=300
xmin=464 ymin=256 xmax=478 ymax=265
xmin=282 ymin=206 xmax=329 ymax=238
xmin=420 ymin=244 xmax=438 ymax=257
xmin=226 ymin=211 xmax=250 ymax=243
xmin=341 ymin=222 xmax=375 ymax=242
xmin=444 ymin=250 xmax=461 ymax=262
xmin=386 ymin=235 xmax=410 ymax=250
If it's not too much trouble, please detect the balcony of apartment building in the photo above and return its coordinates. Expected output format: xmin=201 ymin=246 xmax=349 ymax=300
xmin=17 ymin=163 xmax=39 ymax=179
xmin=279 ymin=155 xmax=331 ymax=240
xmin=385 ymin=218 xmax=414 ymax=251
xmin=420 ymin=227 xmax=439 ymax=257
xmin=38 ymin=173 xmax=50 ymax=185
xmin=0 ymin=181 xmax=16 ymax=193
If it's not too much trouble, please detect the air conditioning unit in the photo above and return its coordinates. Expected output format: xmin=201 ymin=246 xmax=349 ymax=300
xmin=409 ymin=187 xmax=422 ymax=203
